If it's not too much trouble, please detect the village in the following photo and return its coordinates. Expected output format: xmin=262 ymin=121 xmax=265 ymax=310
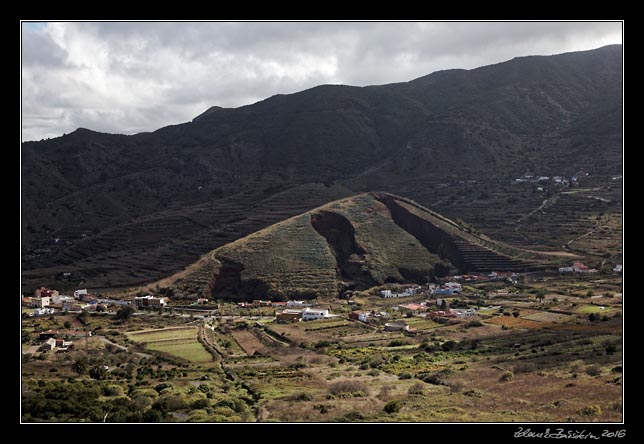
xmin=22 ymin=259 xmax=621 ymax=355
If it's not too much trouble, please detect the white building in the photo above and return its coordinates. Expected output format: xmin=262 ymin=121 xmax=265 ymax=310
xmin=380 ymin=285 xmax=422 ymax=298
xmin=301 ymin=307 xmax=329 ymax=321
xmin=74 ymin=289 xmax=88 ymax=299
xmin=134 ymin=295 xmax=166 ymax=309
xmin=613 ymin=264 xmax=622 ymax=273
xmin=451 ymin=308 xmax=477 ymax=318
xmin=559 ymin=266 xmax=574 ymax=273
xmin=33 ymin=307 xmax=55 ymax=316
xmin=358 ymin=312 xmax=370 ymax=323
xmin=31 ymin=297 xmax=51 ymax=308
xmin=52 ymin=294 xmax=74 ymax=304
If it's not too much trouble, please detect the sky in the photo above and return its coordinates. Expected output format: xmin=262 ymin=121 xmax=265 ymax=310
xmin=21 ymin=21 xmax=622 ymax=142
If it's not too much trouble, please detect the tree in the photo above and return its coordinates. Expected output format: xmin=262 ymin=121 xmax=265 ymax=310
xmin=89 ymin=363 xmax=108 ymax=380
xmin=64 ymin=321 xmax=72 ymax=329
xmin=440 ymin=299 xmax=448 ymax=310
xmin=72 ymin=358 xmax=88 ymax=376
xmin=115 ymin=305 xmax=135 ymax=321
xmin=536 ymin=289 xmax=546 ymax=304
xmin=588 ymin=313 xmax=596 ymax=322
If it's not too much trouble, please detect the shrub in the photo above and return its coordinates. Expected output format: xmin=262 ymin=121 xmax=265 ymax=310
xmin=408 ymin=383 xmax=425 ymax=395
xmin=441 ymin=340 xmax=458 ymax=351
xmin=580 ymin=405 xmax=602 ymax=416
xmin=329 ymin=380 xmax=368 ymax=398
xmin=500 ymin=371 xmax=514 ymax=381
xmin=369 ymin=354 xmax=384 ymax=369
xmin=191 ymin=398 xmax=210 ymax=409
xmin=154 ymin=382 xmax=173 ymax=394
xmin=383 ymin=400 xmax=403 ymax=414
xmin=465 ymin=320 xmax=484 ymax=328
xmin=586 ymin=365 xmax=601 ymax=377
xmin=367 ymin=369 xmax=380 ymax=377
xmin=286 ymin=392 xmax=313 ymax=402
xmin=336 ymin=411 xmax=365 ymax=422
xmin=398 ymin=373 xmax=412 ymax=380
xmin=464 ymin=389 xmax=482 ymax=398
xmin=389 ymin=339 xmax=408 ymax=347
xmin=449 ymin=381 xmax=464 ymax=393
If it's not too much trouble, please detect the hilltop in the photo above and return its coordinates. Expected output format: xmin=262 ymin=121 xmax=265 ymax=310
xmin=163 ymin=193 xmax=548 ymax=301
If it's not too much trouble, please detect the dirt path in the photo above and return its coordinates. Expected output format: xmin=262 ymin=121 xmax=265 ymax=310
xmin=97 ymin=335 xmax=152 ymax=359
xmin=514 ymin=184 xmax=570 ymax=244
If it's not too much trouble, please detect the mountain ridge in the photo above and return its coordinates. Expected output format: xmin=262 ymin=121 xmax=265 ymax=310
xmin=21 ymin=45 xmax=622 ymax=292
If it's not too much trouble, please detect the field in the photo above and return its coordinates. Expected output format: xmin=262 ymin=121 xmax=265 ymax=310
xmin=521 ymin=311 xmax=573 ymax=323
xmin=486 ymin=315 xmax=550 ymax=329
xmin=22 ymin=268 xmax=622 ymax=423
xmin=126 ymin=327 xmax=213 ymax=364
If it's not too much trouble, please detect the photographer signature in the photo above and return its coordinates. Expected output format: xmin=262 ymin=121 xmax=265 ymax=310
xmin=514 ymin=427 xmax=626 ymax=439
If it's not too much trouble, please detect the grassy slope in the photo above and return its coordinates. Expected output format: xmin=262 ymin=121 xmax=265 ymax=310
xmin=321 ymin=194 xmax=447 ymax=283
xmin=216 ymin=213 xmax=338 ymax=298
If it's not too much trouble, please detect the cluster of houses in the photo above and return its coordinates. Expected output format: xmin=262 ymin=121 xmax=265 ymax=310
xmin=515 ymin=170 xmax=588 ymax=187
xmin=237 ymin=299 xmax=312 ymax=309
xmin=558 ymin=262 xmax=598 ymax=274
xmin=380 ymin=284 xmax=422 ymax=298
xmin=22 ymin=287 xmax=133 ymax=316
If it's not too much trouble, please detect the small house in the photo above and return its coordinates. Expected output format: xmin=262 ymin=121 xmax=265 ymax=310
xmin=40 ymin=338 xmax=57 ymax=351
xmin=301 ymin=308 xmax=329 ymax=321
xmin=384 ymin=321 xmax=410 ymax=332
xmin=276 ymin=309 xmax=302 ymax=323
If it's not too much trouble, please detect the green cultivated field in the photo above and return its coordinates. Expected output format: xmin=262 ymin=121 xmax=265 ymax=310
xmin=127 ymin=327 xmax=212 ymax=363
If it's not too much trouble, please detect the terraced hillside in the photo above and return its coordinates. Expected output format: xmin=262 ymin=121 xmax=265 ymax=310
xmin=164 ymin=193 xmax=548 ymax=301
xmin=22 ymin=46 xmax=622 ymax=292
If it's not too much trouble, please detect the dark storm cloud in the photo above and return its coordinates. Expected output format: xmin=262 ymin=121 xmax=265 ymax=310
xmin=21 ymin=21 xmax=622 ymax=141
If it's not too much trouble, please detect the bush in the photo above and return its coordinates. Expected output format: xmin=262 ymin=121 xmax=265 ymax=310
xmin=398 ymin=373 xmax=412 ymax=380
xmin=154 ymin=383 xmax=173 ymax=394
xmin=336 ymin=411 xmax=365 ymax=422
xmin=389 ymin=339 xmax=408 ymax=347
xmin=329 ymin=380 xmax=368 ymax=398
xmin=464 ymin=389 xmax=482 ymax=398
xmin=500 ymin=371 xmax=514 ymax=381
xmin=586 ymin=365 xmax=602 ymax=377
xmin=465 ymin=320 xmax=484 ymax=328
xmin=408 ymin=383 xmax=425 ymax=395
xmin=579 ymin=405 xmax=602 ymax=416
xmin=286 ymin=392 xmax=313 ymax=402
xmin=383 ymin=400 xmax=403 ymax=414
xmin=441 ymin=340 xmax=458 ymax=351
xmin=367 ymin=369 xmax=380 ymax=377
xmin=191 ymin=398 xmax=210 ymax=409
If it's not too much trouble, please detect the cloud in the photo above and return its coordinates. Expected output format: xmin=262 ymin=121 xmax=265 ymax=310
xmin=21 ymin=21 xmax=622 ymax=142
